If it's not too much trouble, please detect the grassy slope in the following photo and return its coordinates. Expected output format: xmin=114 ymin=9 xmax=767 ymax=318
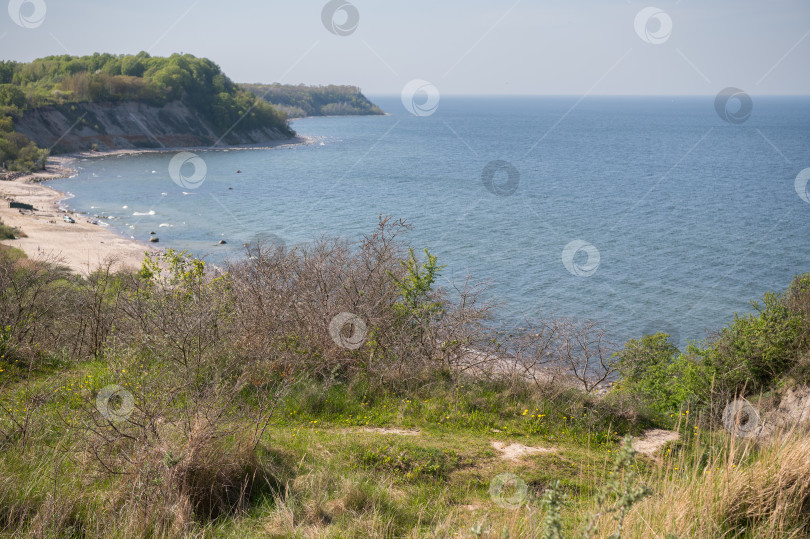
xmin=0 ymin=359 xmax=637 ymax=537
xmin=5 ymin=354 xmax=802 ymax=538
xmin=0 ymin=239 xmax=807 ymax=537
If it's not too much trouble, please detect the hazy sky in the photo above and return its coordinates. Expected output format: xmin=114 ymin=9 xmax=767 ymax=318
xmin=2 ymin=0 xmax=809 ymax=95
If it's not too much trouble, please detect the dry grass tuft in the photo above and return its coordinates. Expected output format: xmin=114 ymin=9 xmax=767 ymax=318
xmin=602 ymin=431 xmax=810 ymax=538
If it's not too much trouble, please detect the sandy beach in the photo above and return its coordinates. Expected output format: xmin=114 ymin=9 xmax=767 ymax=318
xmin=0 ymin=138 xmax=310 ymax=274
xmin=0 ymin=155 xmax=154 ymax=274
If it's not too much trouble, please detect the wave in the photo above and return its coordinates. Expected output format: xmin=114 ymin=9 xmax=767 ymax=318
xmin=132 ymin=210 xmax=156 ymax=216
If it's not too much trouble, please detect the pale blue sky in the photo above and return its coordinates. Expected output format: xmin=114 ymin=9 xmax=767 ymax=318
xmin=2 ymin=0 xmax=809 ymax=95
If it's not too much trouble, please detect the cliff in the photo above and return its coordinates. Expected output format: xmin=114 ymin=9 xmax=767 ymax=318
xmin=14 ymin=100 xmax=293 ymax=154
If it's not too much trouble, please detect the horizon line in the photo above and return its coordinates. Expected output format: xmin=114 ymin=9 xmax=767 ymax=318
xmin=362 ymin=93 xmax=810 ymax=98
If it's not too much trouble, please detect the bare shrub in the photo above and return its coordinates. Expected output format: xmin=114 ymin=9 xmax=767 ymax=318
xmin=228 ymin=216 xmax=492 ymax=388
xmin=0 ymin=250 xmax=70 ymax=361
xmin=66 ymin=258 xmax=126 ymax=359
xmin=118 ymin=250 xmax=233 ymax=368
xmin=463 ymin=316 xmax=618 ymax=395
xmin=554 ymin=318 xmax=619 ymax=393
xmin=64 ymin=250 xmax=291 ymax=529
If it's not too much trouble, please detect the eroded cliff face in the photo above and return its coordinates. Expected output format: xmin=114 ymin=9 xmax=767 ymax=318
xmin=15 ymin=100 xmax=292 ymax=153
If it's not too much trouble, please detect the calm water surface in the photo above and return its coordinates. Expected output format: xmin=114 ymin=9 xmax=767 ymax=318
xmin=48 ymin=96 xmax=810 ymax=346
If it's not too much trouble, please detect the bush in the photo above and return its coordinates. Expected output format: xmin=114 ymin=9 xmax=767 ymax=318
xmin=613 ymin=333 xmax=705 ymax=417
xmin=614 ymin=273 xmax=810 ymax=419
xmin=701 ymin=280 xmax=807 ymax=398
xmin=0 ymin=219 xmax=23 ymax=240
xmin=226 ymin=216 xmax=489 ymax=387
xmin=0 ymin=128 xmax=49 ymax=172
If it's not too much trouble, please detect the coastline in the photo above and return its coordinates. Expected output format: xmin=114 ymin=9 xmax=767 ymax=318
xmin=0 ymin=136 xmax=311 ymax=274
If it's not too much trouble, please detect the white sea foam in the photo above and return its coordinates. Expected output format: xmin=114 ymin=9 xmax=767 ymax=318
xmin=132 ymin=210 xmax=155 ymax=216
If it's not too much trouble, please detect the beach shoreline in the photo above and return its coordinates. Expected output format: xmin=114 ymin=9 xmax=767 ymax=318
xmin=0 ymin=137 xmax=311 ymax=274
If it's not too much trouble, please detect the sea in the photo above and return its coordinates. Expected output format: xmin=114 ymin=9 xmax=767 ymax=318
xmin=47 ymin=95 xmax=810 ymax=347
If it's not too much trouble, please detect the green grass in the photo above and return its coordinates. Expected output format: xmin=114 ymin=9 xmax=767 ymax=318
xmin=0 ymin=358 xmax=648 ymax=537
xmin=0 ymin=252 xmax=806 ymax=537
xmin=1 ymin=353 xmax=808 ymax=537
xmin=0 ymin=220 xmax=23 ymax=241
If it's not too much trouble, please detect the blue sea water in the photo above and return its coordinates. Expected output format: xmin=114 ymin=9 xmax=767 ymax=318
xmin=48 ymin=96 xmax=810 ymax=346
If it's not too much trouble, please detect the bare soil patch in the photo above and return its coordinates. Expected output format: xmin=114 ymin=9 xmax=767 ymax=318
xmin=490 ymin=441 xmax=555 ymax=461
xmin=632 ymin=429 xmax=680 ymax=457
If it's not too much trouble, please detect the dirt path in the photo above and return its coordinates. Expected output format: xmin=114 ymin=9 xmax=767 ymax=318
xmin=632 ymin=429 xmax=680 ymax=457
xmin=491 ymin=441 xmax=555 ymax=461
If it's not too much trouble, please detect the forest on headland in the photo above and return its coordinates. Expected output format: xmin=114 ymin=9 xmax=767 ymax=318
xmin=0 ymin=53 xmax=289 ymax=170
xmin=241 ymin=82 xmax=384 ymax=118
xmin=0 ymin=53 xmax=384 ymax=172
